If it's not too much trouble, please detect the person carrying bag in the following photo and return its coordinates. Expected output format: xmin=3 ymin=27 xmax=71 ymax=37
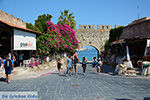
xmin=3 ymin=55 xmax=14 ymax=83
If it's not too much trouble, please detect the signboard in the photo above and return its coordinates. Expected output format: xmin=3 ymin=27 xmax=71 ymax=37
xmin=14 ymin=29 xmax=36 ymax=50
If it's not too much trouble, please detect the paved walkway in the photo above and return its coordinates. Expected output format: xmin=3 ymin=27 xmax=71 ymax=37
xmin=0 ymin=64 xmax=150 ymax=100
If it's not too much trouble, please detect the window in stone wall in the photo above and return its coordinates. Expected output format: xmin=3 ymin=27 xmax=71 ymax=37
xmin=84 ymin=26 xmax=86 ymax=29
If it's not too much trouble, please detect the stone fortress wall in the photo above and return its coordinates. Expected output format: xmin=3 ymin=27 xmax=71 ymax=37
xmin=75 ymin=24 xmax=113 ymax=53
xmin=0 ymin=10 xmax=26 ymax=28
xmin=78 ymin=24 xmax=112 ymax=31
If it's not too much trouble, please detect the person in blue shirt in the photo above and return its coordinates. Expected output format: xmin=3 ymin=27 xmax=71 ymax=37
xmin=0 ymin=57 xmax=3 ymax=68
xmin=3 ymin=55 xmax=14 ymax=83
xmin=66 ymin=56 xmax=72 ymax=76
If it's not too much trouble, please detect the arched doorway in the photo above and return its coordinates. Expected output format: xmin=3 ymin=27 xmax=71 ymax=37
xmin=0 ymin=31 xmax=12 ymax=58
xmin=77 ymin=45 xmax=99 ymax=61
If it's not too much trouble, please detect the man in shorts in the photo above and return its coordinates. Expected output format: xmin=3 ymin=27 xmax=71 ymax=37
xmin=3 ymin=55 xmax=14 ymax=83
xmin=66 ymin=56 xmax=72 ymax=76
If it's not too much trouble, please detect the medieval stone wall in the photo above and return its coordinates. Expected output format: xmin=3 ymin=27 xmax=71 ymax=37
xmin=0 ymin=10 xmax=26 ymax=28
xmin=75 ymin=25 xmax=112 ymax=53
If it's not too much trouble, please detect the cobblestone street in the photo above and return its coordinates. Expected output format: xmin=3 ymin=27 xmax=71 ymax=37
xmin=0 ymin=64 xmax=150 ymax=100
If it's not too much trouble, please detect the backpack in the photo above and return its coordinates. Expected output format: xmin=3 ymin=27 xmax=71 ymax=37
xmin=4 ymin=59 xmax=12 ymax=68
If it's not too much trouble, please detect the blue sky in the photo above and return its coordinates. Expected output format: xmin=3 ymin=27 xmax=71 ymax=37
xmin=0 ymin=0 xmax=150 ymax=28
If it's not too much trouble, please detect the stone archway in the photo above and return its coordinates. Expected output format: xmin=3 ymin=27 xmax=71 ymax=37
xmin=75 ymin=24 xmax=112 ymax=56
xmin=82 ymin=45 xmax=100 ymax=58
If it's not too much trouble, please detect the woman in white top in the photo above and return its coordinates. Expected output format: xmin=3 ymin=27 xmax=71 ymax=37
xmin=96 ymin=58 xmax=103 ymax=73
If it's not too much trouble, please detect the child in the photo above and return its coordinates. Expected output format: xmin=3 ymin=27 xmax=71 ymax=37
xmin=56 ymin=58 xmax=62 ymax=75
xmin=29 ymin=57 xmax=35 ymax=67
xmin=92 ymin=57 xmax=97 ymax=71
xmin=66 ymin=56 xmax=72 ymax=76
xmin=96 ymin=58 xmax=103 ymax=73
xmin=82 ymin=57 xmax=87 ymax=75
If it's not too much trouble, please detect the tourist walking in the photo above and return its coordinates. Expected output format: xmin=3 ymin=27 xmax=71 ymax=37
xmin=92 ymin=57 xmax=97 ymax=71
xmin=13 ymin=51 xmax=19 ymax=66
xmin=12 ymin=55 xmax=16 ymax=67
xmin=2 ymin=55 xmax=14 ymax=83
xmin=0 ymin=57 xmax=3 ymax=68
xmin=82 ymin=57 xmax=87 ymax=75
xmin=66 ymin=56 xmax=72 ymax=76
xmin=56 ymin=58 xmax=62 ymax=75
xmin=71 ymin=56 xmax=74 ymax=73
xmin=73 ymin=50 xmax=80 ymax=75
xmin=96 ymin=58 xmax=103 ymax=73
xmin=19 ymin=52 xmax=24 ymax=66
xmin=8 ymin=53 xmax=12 ymax=60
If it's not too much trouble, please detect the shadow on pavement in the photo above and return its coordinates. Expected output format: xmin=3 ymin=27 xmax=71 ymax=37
xmin=144 ymin=97 xmax=150 ymax=100
xmin=115 ymin=98 xmax=132 ymax=100
xmin=77 ymin=73 xmax=84 ymax=76
xmin=51 ymin=73 xmax=58 ymax=75
xmin=51 ymin=72 xmax=66 ymax=76
xmin=101 ymin=64 xmax=117 ymax=75
xmin=89 ymin=72 xmax=97 ymax=74
xmin=59 ymin=74 xmax=66 ymax=77
xmin=0 ymin=77 xmax=6 ymax=83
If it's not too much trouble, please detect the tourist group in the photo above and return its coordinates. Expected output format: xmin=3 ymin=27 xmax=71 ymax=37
xmin=56 ymin=50 xmax=103 ymax=76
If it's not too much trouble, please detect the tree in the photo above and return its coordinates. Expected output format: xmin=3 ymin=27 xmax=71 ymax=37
xmin=104 ymin=26 xmax=124 ymax=58
xmin=57 ymin=10 xmax=76 ymax=30
xmin=35 ymin=14 xmax=53 ymax=34
xmin=26 ymin=23 xmax=42 ymax=33
xmin=37 ymin=21 xmax=79 ymax=56
xmin=108 ymin=26 xmax=124 ymax=44
xmin=26 ymin=14 xmax=53 ymax=34
xmin=26 ymin=12 xmax=78 ymax=56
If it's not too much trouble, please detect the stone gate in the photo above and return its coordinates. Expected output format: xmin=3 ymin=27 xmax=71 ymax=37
xmin=75 ymin=24 xmax=112 ymax=55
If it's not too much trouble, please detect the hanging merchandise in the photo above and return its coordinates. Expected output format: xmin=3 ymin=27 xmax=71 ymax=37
xmin=144 ymin=39 xmax=150 ymax=56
